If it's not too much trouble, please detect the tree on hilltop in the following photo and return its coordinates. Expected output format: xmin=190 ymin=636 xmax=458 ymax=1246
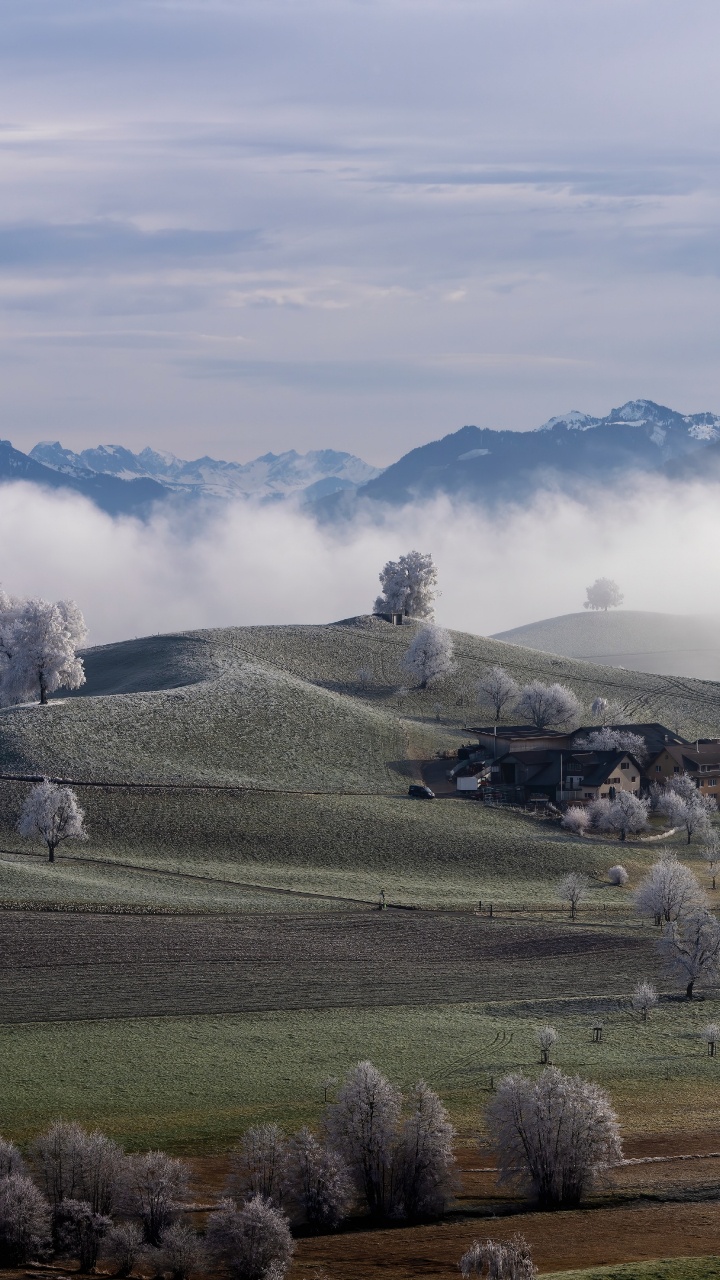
xmin=584 ymin=578 xmax=623 ymax=611
xmin=374 ymin=551 xmax=438 ymax=620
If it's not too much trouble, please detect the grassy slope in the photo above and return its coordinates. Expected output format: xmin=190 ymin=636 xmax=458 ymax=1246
xmin=1 ymin=615 xmax=719 ymax=911
xmin=492 ymin=611 xmax=720 ymax=681
xmin=542 ymin=1261 xmax=720 ymax=1280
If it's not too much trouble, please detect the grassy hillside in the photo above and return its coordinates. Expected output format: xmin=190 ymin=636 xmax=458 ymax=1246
xmin=1 ymin=614 xmax=719 ymax=912
xmin=493 ymin=611 xmax=720 ymax=681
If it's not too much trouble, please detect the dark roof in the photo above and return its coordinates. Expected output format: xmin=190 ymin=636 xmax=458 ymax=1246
xmin=493 ymin=748 xmax=643 ymax=788
xmin=467 ymin=725 xmax=568 ymax=739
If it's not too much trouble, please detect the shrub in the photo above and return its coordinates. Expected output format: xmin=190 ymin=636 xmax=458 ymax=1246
xmin=207 ymin=1194 xmax=294 ymax=1280
xmin=608 ymin=865 xmax=629 ymax=886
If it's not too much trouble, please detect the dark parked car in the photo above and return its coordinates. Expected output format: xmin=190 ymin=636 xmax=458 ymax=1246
xmin=408 ymin=784 xmax=435 ymax=799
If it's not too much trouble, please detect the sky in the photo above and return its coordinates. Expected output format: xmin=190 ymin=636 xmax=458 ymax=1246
xmin=3 ymin=0 xmax=720 ymax=466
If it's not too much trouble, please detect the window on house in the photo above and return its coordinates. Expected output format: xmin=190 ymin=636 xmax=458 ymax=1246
xmin=674 ymin=767 xmax=680 ymax=773
xmin=655 ymin=765 xmax=662 ymax=772
xmin=584 ymin=792 xmax=593 ymax=799
xmin=621 ymin=762 xmax=629 ymax=770
xmin=631 ymin=776 xmax=636 ymax=782
xmin=711 ymin=779 xmax=717 ymax=787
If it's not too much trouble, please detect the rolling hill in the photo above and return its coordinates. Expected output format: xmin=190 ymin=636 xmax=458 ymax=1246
xmin=493 ymin=610 xmax=720 ymax=681
xmin=1 ymin=614 xmax=720 ymax=913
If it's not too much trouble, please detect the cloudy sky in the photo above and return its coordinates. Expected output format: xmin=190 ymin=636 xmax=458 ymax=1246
xmin=3 ymin=0 xmax=720 ymax=465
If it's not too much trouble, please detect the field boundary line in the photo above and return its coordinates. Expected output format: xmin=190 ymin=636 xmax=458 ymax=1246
xmin=0 ymin=772 xmax=404 ymax=798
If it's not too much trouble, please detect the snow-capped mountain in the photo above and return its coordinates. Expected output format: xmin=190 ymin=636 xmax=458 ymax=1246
xmin=29 ymin=442 xmax=382 ymax=502
xmin=324 ymin=399 xmax=720 ymax=512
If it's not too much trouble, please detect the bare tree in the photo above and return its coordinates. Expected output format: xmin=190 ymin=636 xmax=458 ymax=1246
xmin=103 ymin=1222 xmax=144 ymax=1277
xmin=285 ymin=1129 xmax=352 ymax=1229
xmin=702 ymin=838 xmax=720 ymax=890
xmin=460 ymin=1234 xmax=537 ymax=1280
xmin=0 ymin=1139 xmax=26 ymax=1180
xmin=17 ymin=780 xmax=87 ymax=863
xmin=560 ymin=806 xmax=590 ymax=835
xmin=0 ymin=1174 xmax=51 ymax=1266
xmin=54 ymin=1199 xmax=111 ymax=1272
xmin=476 ymin=667 xmax=518 ymax=725
xmin=394 ymin=1081 xmax=456 ymax=1220
xmin=558 ymin=871 xmax=589 ymax=919
xmin=32 ymin=1122 xmax=123 ymax=1215
xmin=702 ymin=1024 xmax=720 ymax=1057
xmin=207 ymin=1195 xmax=294 ymax=1280
xmin=516 ymin=681 xmax=580 ymax=731
xmin=608 ymin=865 xmax=629 ymax=886
xmin=325 ymin=1060 xmax=402 ymax=1218
xmin=584 ymin=578 xmax=623 ymax=611
xmin=228 ymin=1125 xmax=288 ymax=1207
xmin=123 ymin=1151 xmax=189 ymax=1246
xmin=634 ymin=856 xmax=706 ymax=925
xmin=156 ymin=1222 xmax=206 ymax=1280
xmin=401 ymin=625 xmax=453 ymax=690
xmin=534 ymin=1026 xmax=558 ymax=1065
xmin=486 ymin=1068 xmax=622 ymax=1208
xmin=658 ymin=906 xmax=720 ymax=999
xmin=631 ymin=980 xmax=658 ymax=1021
xmin=374 ymin=551 xmax=438 ymax=620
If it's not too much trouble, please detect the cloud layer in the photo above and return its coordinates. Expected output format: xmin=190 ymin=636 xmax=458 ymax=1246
xmin=1 ymin=2 xmax=720 ymax=461
xmin=1 ymin=477 xmax=718 ymax=648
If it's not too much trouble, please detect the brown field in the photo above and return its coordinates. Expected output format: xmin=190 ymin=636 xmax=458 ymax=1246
xmin=0 ymin=908 xmax=653 ymax=1023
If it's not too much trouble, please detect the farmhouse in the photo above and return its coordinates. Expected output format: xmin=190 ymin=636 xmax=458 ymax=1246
xmin=487 ymin=748 xmax=643 ymax=806
xmin=646 ymin=738 xmax=720 ymax=797
xmin=469 ymin=722 xmax=688 ymax=757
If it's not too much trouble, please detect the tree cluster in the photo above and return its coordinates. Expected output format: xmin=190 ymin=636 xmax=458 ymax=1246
xmin=634 ymin=855 xmax=720 ymax=998
xmin=0 ymin=588 xmax=86 ymax=706
xmin=476 ymin=668 xmax=581 ymax=730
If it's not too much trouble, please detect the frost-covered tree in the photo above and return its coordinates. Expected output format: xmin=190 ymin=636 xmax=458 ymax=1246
xmin=594 ymin=792 xmax=649 ymax=842
xmin=584 ymin=578 xmax=624 ymax=611
xmin=515 ymin=681 xmax=580 ymax=731
xmin=0 ymin=1174 xmax=51 ymax=1267
xmin=17 ymin=780 xmax=87 ymax=864
xmin=54 ymin=1199 xmax=111 ymax=1272
xmin=207 ymin=1195 xmax=294 ymax=1280
xmin=325 ymin=1060 xmax=402 ymax=1218
xmin=374 ymin=551 xmax=438 ymax=620
xmin=156 ymin=1222 xmax=206 ymax=1280
xmin=657 ymin=792 xmax=715 ymax=845
xmin=394 ymin=1082 xmax=456 ymax=1220
xmin=658 ymin=906 xmax=720 ymax=999
xmin=702 ymin=1024 xmax=720 ymax=1057
xmin=631 ymin=980 xmax=658 ymax=1021
xmin=534 ymin=1026 xmax=558 ymax=1065
xmin=0 ymin=1139 xmax=26 ymax=1180
xmin=227 ymin=1125 xmax=288 ymax=1207
xmin=476 ymin=667 xmax=518 ymax=725
xmin=33 ymin=1123 xmax=123 ymax=1217
xmin=561 ymin=806 xmax=590 ymax=835
xmin=460 ymin=1234 xmax=537 ymax=1280
xmin=400 ymin=625 xmax=453 ymax=691
xmin=103 ymin=1222 xmax=144 ymax=1278
xmin=0 ymin=594 xmax=86 ymax=706
xmin=608 ymin=865 xmax=629 ymax=886
xmin=486 ymin=1068 xmax=622 ymax=1208
xmin=558 ymin=871 xmax=589 ymax=919
xmin=574 ymin=728 xmax=647 ymax=761
xmin=285 ymin=1129 xmax=351 ymax=1229
xmin=123 ymin=1151 xmax=189 ymax=1246
xmin=634 ymin=856 xmax=706 ymax=925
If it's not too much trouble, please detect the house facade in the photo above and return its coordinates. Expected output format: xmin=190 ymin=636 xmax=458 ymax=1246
xmin=488 ymin=749 xmax=643 ymax=806
xmin=646 ymin=739 xmax=720 ymax=797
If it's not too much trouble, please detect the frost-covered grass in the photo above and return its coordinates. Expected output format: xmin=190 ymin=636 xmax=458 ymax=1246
xmin=2 ymin=979 xmax=720 ymax=1151
xmin=542 ymin=1261 xmax=720 ymax=1280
